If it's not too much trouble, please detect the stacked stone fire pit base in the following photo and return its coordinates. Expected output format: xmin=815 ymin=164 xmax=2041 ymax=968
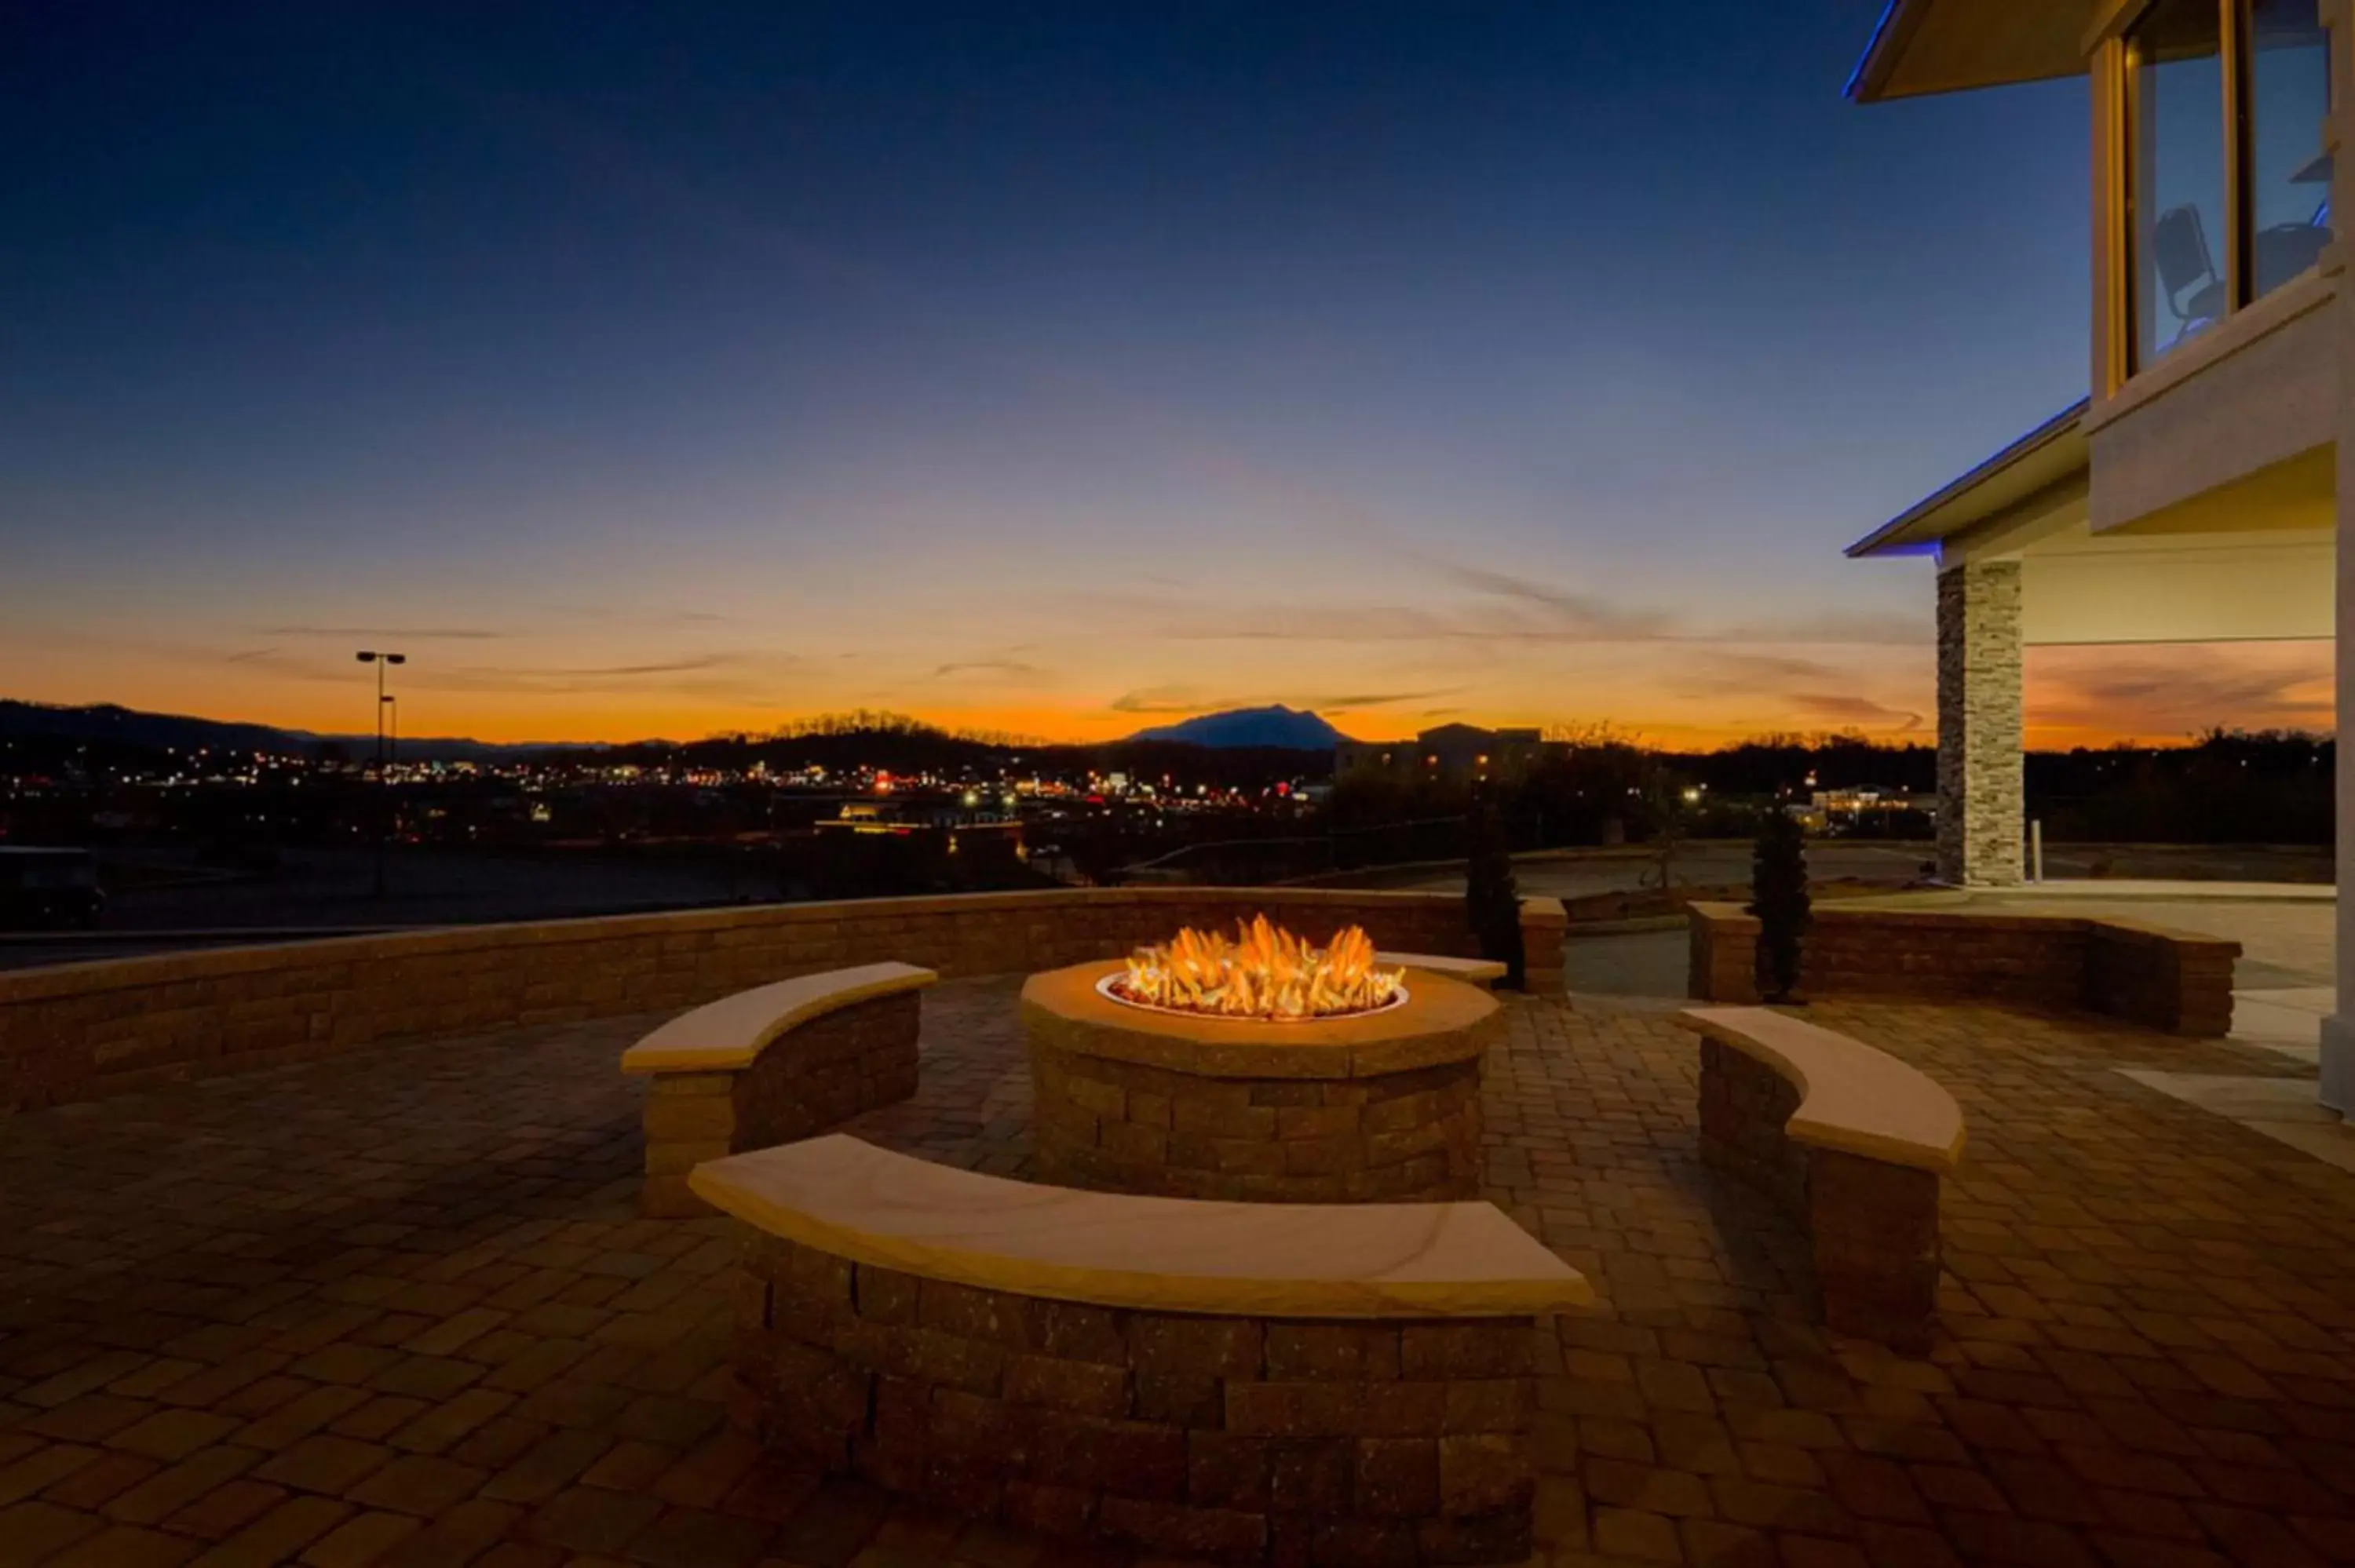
xmin=739 ymin=1235 xmax=1546 ymax=1566
xmin=1022 ymin=961 xmax=1501 ymax=1203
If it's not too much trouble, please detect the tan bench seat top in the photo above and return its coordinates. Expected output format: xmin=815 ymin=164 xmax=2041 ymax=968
xmin=622 ymin=962 xmax=936 ymax=1074
xmin=1679 ymin=1006 xmax=1966 ymax=1175
xmin=691 ymin=1134 xmax=1593 ymax=1320
xmin=1378 ymin=951 xmax=1506 ymax=985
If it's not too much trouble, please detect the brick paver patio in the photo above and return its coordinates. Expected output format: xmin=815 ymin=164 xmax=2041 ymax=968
xmin=6 ymin=979 xmax=2355 ymax=1566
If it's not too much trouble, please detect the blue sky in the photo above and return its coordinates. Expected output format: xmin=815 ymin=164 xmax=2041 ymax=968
xmin=9 ymin=2 xmax=2306 ymax=745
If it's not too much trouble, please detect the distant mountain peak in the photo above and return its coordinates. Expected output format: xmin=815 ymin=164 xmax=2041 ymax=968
xmin=1130 ymin=705 xmax=1348 ymax=749
xmin=0 ymin=698 xmax=562 ymax=763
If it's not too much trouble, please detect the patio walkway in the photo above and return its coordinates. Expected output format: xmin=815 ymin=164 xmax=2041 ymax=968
xmin=5 ymin=982 xmax=2355 ymax=1566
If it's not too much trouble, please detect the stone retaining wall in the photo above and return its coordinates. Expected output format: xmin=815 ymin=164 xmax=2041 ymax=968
xmin=1685 ymin=902 xmax=2240 ymax=1035
xmin=641 ymin=990 xmax=921 ymax=1219
xmin=0 ymin=888 xmax=1568 ymax=1114
xmin=733 ymin=1231 xmax=1541 ymax=1566
xmin=1031 ymin=1046 xmax=1484 ymax=1203
xmin=1697 ymin=1040 xmax=1941 ymax=1352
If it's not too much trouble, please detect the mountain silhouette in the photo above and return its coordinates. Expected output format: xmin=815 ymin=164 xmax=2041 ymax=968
xmin=1130 ymin=705 xmax=1348 ymax=749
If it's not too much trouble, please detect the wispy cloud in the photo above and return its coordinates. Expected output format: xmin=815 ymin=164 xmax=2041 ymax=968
xmin=412 ymin=651 xmax=806 ymax=698
xmin=1670 ymin=651 xmax=1849 ymax=693
xmin=933 ymin=658 xmax=1053 ymax=681
xmin=1418 ymin=560 xmax=1674 ymax=640
xmin=261 ymin=625 xmax=510 ymax=640
xmin=1072 ymin=565 xmax=1924 ymax=651
xmin=2029 ymin=644 xmax=2332 ymax=742
xmin=1787 ymin=693 xmax=1925 ymax=732
xmin=1108 ymin=685 xmax=1462 ymax=716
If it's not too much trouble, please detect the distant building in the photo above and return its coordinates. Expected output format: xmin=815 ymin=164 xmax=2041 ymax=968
xmin=1335 ymin=724 xmax=1562 ymax=786
xmin=818 ymin=797 xmax=1023 ymax=856
xmin=1809 ymin=787 xmax=1935 ymax=819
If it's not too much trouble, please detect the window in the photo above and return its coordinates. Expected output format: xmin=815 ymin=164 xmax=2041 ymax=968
xmin=2246 ymin=0 xmax=2333 ymax=298
xmin=2120 ymin=0 xmax=2335 ymax=376
xmin=2128 ymin=0 xmax=2226 ymax=367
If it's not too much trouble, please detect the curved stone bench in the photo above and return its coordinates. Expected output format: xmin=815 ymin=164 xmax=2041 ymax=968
xmin=696 ymin=1134 xmax=1591 ymax=1566
xmin=1378 ymin=951 xmax=1507 ymax=990
xmin=621 ymin=962 xmax=934 ymax=1217
xmin=1678 ymin=1005 xmax=1965 ymax=1353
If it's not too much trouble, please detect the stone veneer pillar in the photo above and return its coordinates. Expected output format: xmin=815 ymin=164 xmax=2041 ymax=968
xmin=1934 ymin=559 xmax=2025 ymax=888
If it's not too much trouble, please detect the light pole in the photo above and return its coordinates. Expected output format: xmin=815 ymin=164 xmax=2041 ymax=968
xmin=356 ymin=651 xmax=405 ymax=897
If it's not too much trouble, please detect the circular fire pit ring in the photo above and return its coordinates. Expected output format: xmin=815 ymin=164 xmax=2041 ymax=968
xmin=1090 ymin=968 xmax=1415 ymax=1023
xmin=1021 ymin=957 xmax=1501 ymax=1203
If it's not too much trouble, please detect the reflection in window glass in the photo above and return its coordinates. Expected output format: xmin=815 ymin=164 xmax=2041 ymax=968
xmin=2248 ymin=0 xmax=2334 ymax=298
xmin=2130 ymin=0 xmax=2225 ymax=366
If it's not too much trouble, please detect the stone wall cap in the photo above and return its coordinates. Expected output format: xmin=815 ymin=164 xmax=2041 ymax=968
xmin=1378 ymin=951 xmax=1507 ymax=986
xmin=622 ymin=961 xmax=937 ymax=1074
xmin=0 ymin=885 xmax=1480 ymax=1005
xmin=2083 ymin=918 xmax=2246 ymax=957
xmin=691 ymin=1133 xmax=1593 ymax=1318
xmin=1678 ymin=1005 xmax=1966 ymax=1175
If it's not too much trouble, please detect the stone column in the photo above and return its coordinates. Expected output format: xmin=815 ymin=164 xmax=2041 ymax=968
xmin=1934 ymin=559 xmax=2024 ymax=887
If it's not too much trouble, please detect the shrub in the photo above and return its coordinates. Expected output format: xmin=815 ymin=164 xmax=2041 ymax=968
xmin=1465 ymin=797 xmax=1526 ymax=989
xmin=1750 ymin=808 xmax=1811 ymax=1004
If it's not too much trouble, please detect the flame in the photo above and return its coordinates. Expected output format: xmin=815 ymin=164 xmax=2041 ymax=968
xmin=1109 ymin=915 xmax=1407 ymax=1021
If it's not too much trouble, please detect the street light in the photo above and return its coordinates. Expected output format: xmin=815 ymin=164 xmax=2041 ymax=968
xmin=356 ymin=651 xmax=405 ymax=896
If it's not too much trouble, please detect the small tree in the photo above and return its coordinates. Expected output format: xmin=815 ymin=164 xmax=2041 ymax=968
xmin=1750 ymin=807 xmax=1811 ymax=1003
xmin=1465 ymin=797 xmax=1526 ymax=989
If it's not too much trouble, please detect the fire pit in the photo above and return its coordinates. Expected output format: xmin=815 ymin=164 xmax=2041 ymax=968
xmin=1022 ymin=919 xmax=1500 ymax=1203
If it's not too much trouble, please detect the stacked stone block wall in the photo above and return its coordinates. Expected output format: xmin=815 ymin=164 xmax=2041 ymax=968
xmin=641 ymin=990 xmax=922 ymax=1218
xmin=1687 ymin=910 xmax=1758 ymax=1008
xmin=1031 ymin=1044 xmax=1484 ymax=1203
xmin=1694 ymin=1039 xmax=1807 ymax=1209
xmin=733 ymin=1232 xmax=1541 ymax=1566
xmin=1517 ymin=898 xmax=1567 ymax=997
xmin=1685 ymin=903 xmax=2237 ymax=1036
xmin=0 ymin=888 xmax=1566 ymax=1114
xmin=2083 ymin=921 xmax=2240 ymax=1036
xmin=1696 ymin=1041 xmax=1942 ymax=1353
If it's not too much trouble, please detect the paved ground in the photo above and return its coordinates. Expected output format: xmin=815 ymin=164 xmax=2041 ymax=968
xmin=6 ymin=981 xmax=2355 ymax=1566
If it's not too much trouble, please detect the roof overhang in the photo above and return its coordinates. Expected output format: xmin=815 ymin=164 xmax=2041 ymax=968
xmin=1848 ymin=0 xmax=2093 ymax=103
xmin=1847 ymin=400 xmax=2090 ymax=558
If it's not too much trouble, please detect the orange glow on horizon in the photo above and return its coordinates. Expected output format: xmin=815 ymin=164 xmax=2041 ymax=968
xmin=2 ymin=639 xmax=2328 ymax=753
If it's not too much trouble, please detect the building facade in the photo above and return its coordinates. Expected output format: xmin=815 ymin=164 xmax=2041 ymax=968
xmin=1334 ymin=724 xmax=1563 ymax=786
xmin=1844 ymin=0 xmax=2350 ymax=1107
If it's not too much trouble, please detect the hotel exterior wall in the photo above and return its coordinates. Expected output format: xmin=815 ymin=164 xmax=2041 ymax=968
xmin=2087 ymin=274 xmax=2336 ymax=535
xmin=0 ymin=887 xmax=1568 ymax=1114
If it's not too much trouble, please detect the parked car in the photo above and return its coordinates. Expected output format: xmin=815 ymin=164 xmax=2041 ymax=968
xmin=0 ymin=847 xmax=107 ymax=929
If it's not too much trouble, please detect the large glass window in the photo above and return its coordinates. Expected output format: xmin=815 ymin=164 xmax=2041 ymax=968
xmin=2247 ymin=0 xmax=2333 ymax=298
xmin=2130 ymin=0 xmax=2226 ymax=366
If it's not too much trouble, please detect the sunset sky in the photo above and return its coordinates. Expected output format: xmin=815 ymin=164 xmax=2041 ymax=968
xmin=2 ymin=2 xmax=2331 ymax=749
